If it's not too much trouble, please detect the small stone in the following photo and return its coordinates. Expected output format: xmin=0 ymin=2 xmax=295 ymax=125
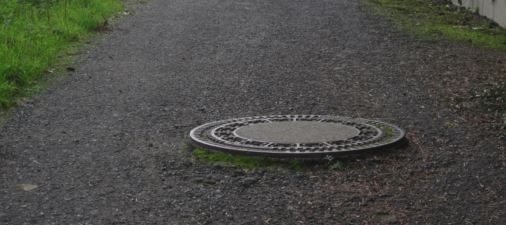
xmin=382 ymin=215 xmax=398 ymax=224
xmin=240 ymin=177 xmax=258 ymax=187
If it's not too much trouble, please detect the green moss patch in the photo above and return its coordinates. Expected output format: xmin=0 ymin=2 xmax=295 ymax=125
xmin=192 ymin=148 xmax=347 ymax=171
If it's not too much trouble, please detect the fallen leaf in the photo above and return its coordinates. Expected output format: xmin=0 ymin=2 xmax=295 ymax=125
xmin=17 ymin=184 xmax=38 ymax=191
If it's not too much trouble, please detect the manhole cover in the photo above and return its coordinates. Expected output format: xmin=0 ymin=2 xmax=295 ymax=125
xmin=189 ymin=115 xmax=405 ymax=157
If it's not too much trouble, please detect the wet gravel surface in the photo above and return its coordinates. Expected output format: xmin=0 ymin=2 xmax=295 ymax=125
xmin=1 ymin=0 xmax=505 ymax=224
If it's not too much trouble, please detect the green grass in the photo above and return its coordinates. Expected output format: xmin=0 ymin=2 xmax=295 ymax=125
xmin=0 ymin=0 xmax=123 ymax=108
xmin=192 ymin=148 xmax=347 ymax=171
xmin=366 ymin=0 xmax=506 ymax=50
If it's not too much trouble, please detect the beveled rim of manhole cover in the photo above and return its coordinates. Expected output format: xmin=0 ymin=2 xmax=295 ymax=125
xmin=189 ymin=115 xmax=405 ymax=157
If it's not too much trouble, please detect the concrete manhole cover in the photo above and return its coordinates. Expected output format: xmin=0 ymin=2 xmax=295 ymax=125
xmin=189 ymin=115 xmax=405 ymax=157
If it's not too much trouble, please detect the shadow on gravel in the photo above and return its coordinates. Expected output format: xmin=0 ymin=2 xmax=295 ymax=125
xmin=0 ymin=146 xmax=14 ymax=161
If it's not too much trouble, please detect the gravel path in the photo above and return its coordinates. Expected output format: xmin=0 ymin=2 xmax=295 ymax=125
xmin=1 ymin=0 xmax=505 ymax=224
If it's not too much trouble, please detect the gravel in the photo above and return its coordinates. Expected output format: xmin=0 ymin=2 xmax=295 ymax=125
xmin=0 ymin=0 xmax=505 ymax=224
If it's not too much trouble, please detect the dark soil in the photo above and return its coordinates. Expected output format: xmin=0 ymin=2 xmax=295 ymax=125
xmin=1 ymin=0 xmax=505 ymax=224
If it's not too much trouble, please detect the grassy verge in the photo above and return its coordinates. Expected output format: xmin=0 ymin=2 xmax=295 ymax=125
xmin=366 ymin=0 xmax=506 ymax=132
xmin=192 ymin=148 xmax=347 ymax=171
xmin=0 ymin=0 xmax=123 ymax=108
xmin=365 ymin=0 xmax=506 ymax=50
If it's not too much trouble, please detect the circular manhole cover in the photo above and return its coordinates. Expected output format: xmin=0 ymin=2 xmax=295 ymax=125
xmin=189 ymin=115 xmax=405 ymax=157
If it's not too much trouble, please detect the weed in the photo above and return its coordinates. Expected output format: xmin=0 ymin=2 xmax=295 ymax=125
xmin=328 ymin=160 xmax=346 ymax=170
xmin=444 ymin=121 xmax=459 ymax=128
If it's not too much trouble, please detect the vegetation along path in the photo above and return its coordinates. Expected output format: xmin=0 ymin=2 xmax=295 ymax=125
xmin=1 ymin=0 xmax=505 ymax=224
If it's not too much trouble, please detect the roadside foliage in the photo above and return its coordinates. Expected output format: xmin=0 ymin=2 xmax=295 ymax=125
xmin=0 ymin=0 xmax=122 ymax=107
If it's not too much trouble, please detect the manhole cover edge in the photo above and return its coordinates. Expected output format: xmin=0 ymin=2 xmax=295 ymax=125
xmin=189 ymin=115 xmax=405 ymax=158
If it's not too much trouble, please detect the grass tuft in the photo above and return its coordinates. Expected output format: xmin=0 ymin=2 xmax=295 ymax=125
xmin=0 ymin=0 xmax=123 ymax=108
xmin=365 ymin=0 xmax=506 ymax=50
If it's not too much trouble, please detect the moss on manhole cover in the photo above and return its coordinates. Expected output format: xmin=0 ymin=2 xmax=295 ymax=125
xmin=189 ymin=115 xmax=405 ymax=157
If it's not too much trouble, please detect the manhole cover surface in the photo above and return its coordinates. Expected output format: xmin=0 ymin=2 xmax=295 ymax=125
xmin=190 ymin=115 xmax=405 ymax=157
